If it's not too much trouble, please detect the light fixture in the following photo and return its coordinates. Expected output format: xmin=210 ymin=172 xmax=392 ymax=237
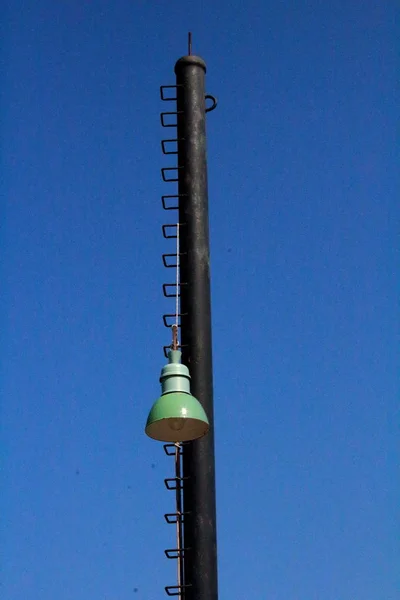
xmin=145 ymin=349 xmax=209 ymax=442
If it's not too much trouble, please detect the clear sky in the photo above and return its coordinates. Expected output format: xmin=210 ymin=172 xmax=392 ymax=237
xmin=2 ymin=2 xmax=398 ymax=599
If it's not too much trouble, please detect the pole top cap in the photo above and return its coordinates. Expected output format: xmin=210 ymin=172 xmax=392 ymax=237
xmin=174 ymin=55 xmax=207 ymax=74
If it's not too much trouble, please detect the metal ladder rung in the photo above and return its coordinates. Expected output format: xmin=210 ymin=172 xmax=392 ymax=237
xmin=163 ymin=313 xmax=186 ymax=328
xmin=164 ymin=512 xmax=189 ymax=524
xmin=164 ymin=476 xmax=187 ymax=491
xmin=163 ymin=283 xmax=185 ymax=297
xmin=162 ymin=224 xmax=179 ymax=239
xmin=161 ymin=167 xmax=181 ymax=182
xmin=160 ymin=111 xmax=182 ymax=128
xmin=162 ymin=253 xmax=186 ymax=268
xmin=165 ymin=548 xmax=186 ymax=559
xmin=162 ymin=139 xmax=181 ymax=155
xmin=162 ymin=194 xmax=186 ymax=210
xmin=164 ymin=343 xmax=187 ymax=358
xmin=165 ymin=585 xmax=191 ymax=597
xmin=160 ymin=84 xmax=183 ymax=101
xmin=163 ymin=443 xmax=184 ymax=456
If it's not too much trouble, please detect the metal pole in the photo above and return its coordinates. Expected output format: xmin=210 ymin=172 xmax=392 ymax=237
xmin=175 ymin=54 xmax=218 ymax=600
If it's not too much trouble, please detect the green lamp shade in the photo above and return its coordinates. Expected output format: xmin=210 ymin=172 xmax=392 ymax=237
xmin=145 ymin=391 xmax=209 ymax=442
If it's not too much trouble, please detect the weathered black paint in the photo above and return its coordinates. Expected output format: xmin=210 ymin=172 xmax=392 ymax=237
xmin=175 ymin=54 xmax=218 ymax=600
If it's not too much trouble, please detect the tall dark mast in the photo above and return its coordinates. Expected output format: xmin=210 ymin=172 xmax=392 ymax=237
xmin=175 ymin=40 xmax=219 ymax=600
xmin=148 ymin=34 xmax=218 ymax=600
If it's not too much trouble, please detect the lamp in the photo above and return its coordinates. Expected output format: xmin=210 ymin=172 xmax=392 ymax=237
xmin=145 ymin=349 xmax=209 ymax=442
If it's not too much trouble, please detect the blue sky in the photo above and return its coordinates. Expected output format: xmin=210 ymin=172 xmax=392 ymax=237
xmin=2 ymin=2 xmax=398 ymax=599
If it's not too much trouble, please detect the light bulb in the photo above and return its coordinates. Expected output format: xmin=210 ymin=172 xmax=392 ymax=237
xmin=168 ymin=418 xmax=185 ymax=431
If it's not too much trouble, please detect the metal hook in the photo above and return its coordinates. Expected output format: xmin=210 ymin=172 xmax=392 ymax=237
xmin=205 ymin=94 xmax=218 ymax=113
